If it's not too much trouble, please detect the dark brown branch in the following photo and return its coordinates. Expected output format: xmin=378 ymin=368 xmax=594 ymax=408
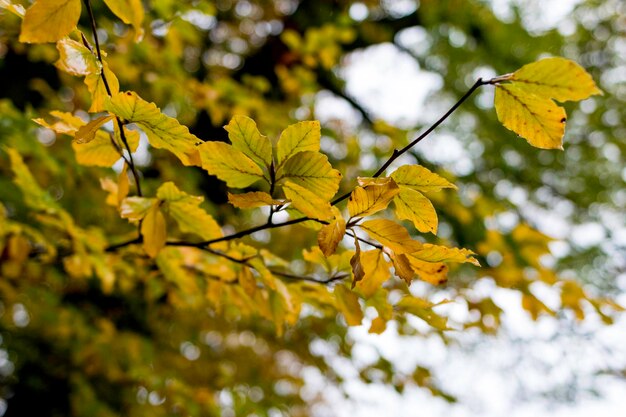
xmin=83 ymin=0 xmax=142 ymax=196
xmin=331 ymin=77 xmax=492 ymax=206
xmin=105 ymin=78 xmax=494 ymax=252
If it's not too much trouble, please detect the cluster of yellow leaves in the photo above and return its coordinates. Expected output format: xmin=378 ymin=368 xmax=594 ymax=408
xmin=494 ymin=57 xmax=602 ymax=149
xmin=17 ymin=0 xmax=143 ymax=44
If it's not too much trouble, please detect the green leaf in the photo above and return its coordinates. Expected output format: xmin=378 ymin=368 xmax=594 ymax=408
xmin=390 ymin=165 xmax=457 ymax=193
xmin=224 ymin=115 xmax=272 ymax=168
xmin=198 ymin=141 xmax=266 ymax=188
xmin=19 ymin=0 xmax=81 ymax=43
xmin=6 ymin=147 xmax=60 ymax=213
xmin=105 ymin=91 xmax=201 ymax=165
xmin=278 ymin=151 xmax=341 ymax=200
xmin=393 ymin=188 xmax=438 ymax=234
xmin=276 ymin=120 xmax=320 ymax=165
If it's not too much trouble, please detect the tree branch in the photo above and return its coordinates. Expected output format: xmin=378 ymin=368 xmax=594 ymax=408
xmin=82 ymin=0 xmax=143 ymax=196
xmin=105 ymin=77 xmax=493 ymax=251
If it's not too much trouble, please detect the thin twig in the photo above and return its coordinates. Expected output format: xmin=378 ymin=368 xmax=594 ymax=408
xmin=105 ymin=77 xmax=493 ymax=252
xmin=83 ymin=0 xmax=142 ymax=196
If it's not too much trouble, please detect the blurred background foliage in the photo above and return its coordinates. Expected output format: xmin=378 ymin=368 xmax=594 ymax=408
xmin=0 ymin=0 xmax=624 ymax=416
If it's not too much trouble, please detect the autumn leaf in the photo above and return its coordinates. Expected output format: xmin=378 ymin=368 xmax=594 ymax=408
xmin=410 ymin=243 xmax=480 ymax=266
xmin=55 ymin=38 xmax=98 ymax=76
xmin=198 ymin=141 xmax=266 ymax=188
xmin=318 ymin=208 xmax=346 ymax=257
xmin=393 ymin=188 xmax=438 ymax=234
xmin=120 ymin=197 xmax=156 ymax=221
xmin=103 ymin=0 xmax=144 ymax=40
xmin=494 ymin=57 xmax=601 ymax=149
xmin=360 ymin=219 xmax=423 ymax=254
xmin=85 ymin=62 xmax=120 ymax=112
xmin=334 ymin=285 xmax=363 ymax=326
xmin=347 ymin=177 xmax=399 ymax=220
xmin=397 ymin=296 xmax=451 ymax=330
xmin=74 ymin=115 xmax=114 ymax=144
xmin=405 ymin=255 xmax=449 ymax=285
xmin=224 ymin=115 xmax=272 ymax=169
xmin=495 ymin=83 xmax=567 ymax=150
xmin=105 ymin=92 xmax=200 ymax=165
xmin=19 ymin=0 xmax=81 ymax=43
xmin=228 ymin=191 xmax=285 ymax=209
xmin=355 ymin=249 xmax=391 ymax=298
xmin=283 ymin=181 xmax=334 ymax=221
xmin=509 ymin=57 xmax=602 ymax=102
xmin=278 ymin=151 xmax=341 ymax=200
xmin=276 ymin=120 xmax=320 ymax=166
xmin=390 ymin=165 xmax=457 ymax=193
xmin=141 ymin=203 xmax=167 ymax=258
xmin=156 ymin=182 xmax=223 ymax=241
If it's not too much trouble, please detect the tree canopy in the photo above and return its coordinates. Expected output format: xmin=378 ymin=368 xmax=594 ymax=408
xmin=0 ymin=0 xmax=624 ymax=416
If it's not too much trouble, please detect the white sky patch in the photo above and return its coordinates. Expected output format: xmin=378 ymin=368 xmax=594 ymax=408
xmin=340 ymin=43 xmax=442 ymax=128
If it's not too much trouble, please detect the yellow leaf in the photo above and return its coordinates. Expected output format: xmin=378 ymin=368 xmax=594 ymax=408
xmin=55 ymin=38 xmax=98 ymax=76
xmin=317 ymin=209 xmax=346 ymax=257
xmin=156 ymin=182 xmax=222 ymax=241
xmin=105 ymin=92 xmax=200 ymax=165
xmin=397 ymin=296 xmax=450 ymax=330
xmin=85 ymin=62 xmax=120 ymax=112
xmin=405 ymin=255 xmax=448 ymax=285
xmin=117 ymin=163 xmax=130 ymax=205
xmin=410 ymin=243 xmax=480 ymax=266
xmin=334 ymin=285 xmax=363 ymax=326
xmin=283 ymin=181 xmax=334 ymax=221
xmin=510 ymin=57 xmax=602 ymax=102
xmin=72 ymin=127 xmax=138 ymax=167
xmin=278 ymin=151 xmax=341 ymax=200
xmin=347 ymin=177 xmax=399 ymax=219
xmin=103 ymin=0 xmax=144 ymax=41
xmin=495 ymin=83 xmax=566 ymax=150
xmin=238 ymin=267 xmax=257 ymax=297
xmin=0 ymin=0 xmax=26 ymax=17
xmin=74 ymin=115 xmax=114 ymax=144
xmin=360 ymin=219 xmax=423 ymax=254
xmin=224 ymin=115 xmax=272 ymax=168
xmin=141 ymin=204 xmax=166 ymax=258
xmin=390 ymin=165 xmax=457 ymax=193
xmin=276 ymin=120 xmax=320 ymax=165
xmin=19 ymin=0 xmax=81 ymax=43
xmin=393 ymin=188 xmax=438 ymax=234
xmin=355 ymin=249 xmax=391 ymax=298
xmin=350 ymin=236 xmax=364 ymax=285
xmin=198 ymin=141 xmax=266 ymax=188
xmin=120 ymin=197 xmax=156 ymax=221
xmin=389 ymin=252 xmax=415 ymax=283
xmin=228 ymin=191 xmax=284 ymax=209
